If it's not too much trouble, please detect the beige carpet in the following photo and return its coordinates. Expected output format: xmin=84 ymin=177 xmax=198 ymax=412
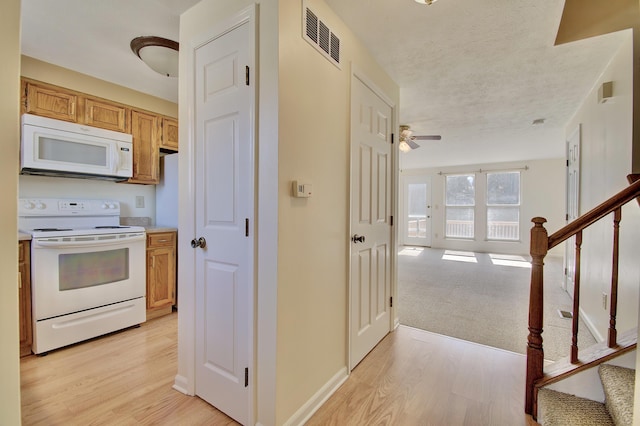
xmin=398 ymin=247 xmax=597 ymax=361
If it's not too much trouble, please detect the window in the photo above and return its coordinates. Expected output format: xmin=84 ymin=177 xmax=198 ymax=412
xmin=445 ymin=174 xmax=475 ymax=238
xmin=486 ymin=172 xmax=520 ymax=241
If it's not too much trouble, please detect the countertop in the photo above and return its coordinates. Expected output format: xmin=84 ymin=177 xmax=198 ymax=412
xmin=19 ymin=232 xmax=32 ymax=241
xmin=144 ymin=227 xmax=178 ymax=234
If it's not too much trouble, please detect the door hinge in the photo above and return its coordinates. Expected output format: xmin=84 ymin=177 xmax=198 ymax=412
xmin=245 ymin=218 xmax=249 ymax=237
xmin=564 ymin=267 xmax=568 ymax=276
xmin=391 ymin=133 xmax=394 ymax=144
xmin=390 ymin=296 xmax=393 ymax=308
xmin=566 ymin=213 xmax=569 ymax=221
xmin=390 ymin=215 xmax=394 ymax=226
xmin=245 ymin=66 xmax=250 ymax=86
xmin=566 ymin=159 xmax=569 ymax=167
xmin=244 ymin=367 xmax=249 ymax=387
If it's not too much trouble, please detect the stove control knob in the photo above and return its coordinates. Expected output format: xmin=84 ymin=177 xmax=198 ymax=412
xmin=101 ymin=203 xmax=108 ymax=209
xmin=108 ymin=203 xmax=116 ymax=209
xmin=35 ymin=202 xmax=45 ymax=210
xmin=23 ymin=201 xmax=35 ymax=210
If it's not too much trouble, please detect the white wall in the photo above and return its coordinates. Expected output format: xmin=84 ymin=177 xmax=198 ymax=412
xmin=563 ymin=31 xmax=639 ymax=342
xmin=0 ymin=0 xmax=21 ymax=424
xmin=277 ymin=0 xmax=398 ymax=423
xmin=19 ymin=175 xmax=157 ymax=222
xmin=400 ymin=158 xmax=566 ymax=256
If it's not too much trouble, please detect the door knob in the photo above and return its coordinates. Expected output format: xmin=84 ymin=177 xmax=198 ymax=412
xmin=351 ymin=234 xmax=365 ymax=243
xmin=191 ymin=237 xmax=207 ymax=248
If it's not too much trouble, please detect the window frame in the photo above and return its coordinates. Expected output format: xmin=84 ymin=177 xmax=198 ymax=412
xmin=485 ymin=171 xmax=521 ymax=242
xmin=444 ymin=173 xmax=476 ymax=240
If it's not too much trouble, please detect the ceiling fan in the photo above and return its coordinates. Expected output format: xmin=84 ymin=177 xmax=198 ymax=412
xmin=398 ymin=125 xmax=441 ymax=152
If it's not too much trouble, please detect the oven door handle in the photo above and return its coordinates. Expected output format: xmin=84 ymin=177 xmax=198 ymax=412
xmin=33 ymin=234 xmax=145 ymax=249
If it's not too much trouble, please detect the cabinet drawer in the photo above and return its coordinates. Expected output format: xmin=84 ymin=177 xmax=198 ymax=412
xmin=147 ymin=232 xmax=176 ymax=248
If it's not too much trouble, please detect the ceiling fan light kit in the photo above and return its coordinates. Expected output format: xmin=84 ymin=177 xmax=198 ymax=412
xmin=414 ymin=0 xmax=438 ymax=5
xmin=398 ymin=124 xmax=441 ymax=152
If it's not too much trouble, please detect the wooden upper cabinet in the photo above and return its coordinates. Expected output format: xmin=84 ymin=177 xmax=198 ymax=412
xmin=129 ymin=110 xmax=160 ymax=184
xmin=23 ymin=81 xmax=77 ymax=122
xmin=161 ymin=117 xmax=179 ymax=151
xmin=84 ymin=98 xmax=129 ymax=133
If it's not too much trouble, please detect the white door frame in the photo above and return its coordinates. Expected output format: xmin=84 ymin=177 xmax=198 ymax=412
xmin=174 ymin=5 xmax=257 ymax=425
xmin=348 ymin=66 xmax=398 ymax=371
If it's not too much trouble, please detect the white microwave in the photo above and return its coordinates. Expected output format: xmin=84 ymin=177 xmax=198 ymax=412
xmin=21 ymin=114 xmax=133 ymax=181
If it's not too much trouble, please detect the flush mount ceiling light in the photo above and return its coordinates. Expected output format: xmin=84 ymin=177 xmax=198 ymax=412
xmin=414 ymin=0 xmax=438 ymax=4
xmin=130 ymin=36 xmax=179 ymax=77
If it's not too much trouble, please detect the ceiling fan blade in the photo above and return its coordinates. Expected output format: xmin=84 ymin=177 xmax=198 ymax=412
xmin=407 ymin=139 xmax=421 ymax=150
xmin=413 ymin=135 xmax=442 ymax=141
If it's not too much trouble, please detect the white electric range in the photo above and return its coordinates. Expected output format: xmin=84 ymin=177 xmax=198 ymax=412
xmin=19 ymin=198 xmax=147 ymax=354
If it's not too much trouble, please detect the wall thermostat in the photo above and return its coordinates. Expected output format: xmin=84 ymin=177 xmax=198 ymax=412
xmin=292 ymin=181 xmax=312 ymax=198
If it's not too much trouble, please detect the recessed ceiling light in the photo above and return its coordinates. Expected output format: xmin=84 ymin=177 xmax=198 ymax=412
xmin=532 ymin=118 xmax=545 ymax=126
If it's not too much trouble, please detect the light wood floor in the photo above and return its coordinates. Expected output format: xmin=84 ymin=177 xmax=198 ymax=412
xmin=20 ymin=312 xmax=237 ymax=425
xmin=307 ymin=326 xmax=537 ymax=426
xmin=21 ymin=313 xmax=536 ymax=425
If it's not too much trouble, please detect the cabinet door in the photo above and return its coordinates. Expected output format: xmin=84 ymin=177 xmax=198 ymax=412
xmin=161 ymin=117 xmax=179 ymax=151
xmin=19 ymin=241 xmax=32 ymax=357
xmin=147 ymin=247 xmax=176 ymax=309
xmin=84 ymin=98 xmax=129 ymax=132
xmin=24 ymin=82 xmax=77 ymax=122
xmin=129 ymin=110 xmax=160 ymax=184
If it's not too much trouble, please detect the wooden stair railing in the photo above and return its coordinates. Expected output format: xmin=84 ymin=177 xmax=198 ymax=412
xmin=525 ymin=174 xmax=640 ymax=417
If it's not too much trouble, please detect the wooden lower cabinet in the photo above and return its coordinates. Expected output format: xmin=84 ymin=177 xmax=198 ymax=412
xmin=146 ymin=231 xmax=176 ymax=320
xmin=19 ymin=240 xmax=32 ymax=357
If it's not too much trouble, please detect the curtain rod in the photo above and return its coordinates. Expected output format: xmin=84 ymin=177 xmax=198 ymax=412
xmin=437 ymin=165 xmax=529 ymax=176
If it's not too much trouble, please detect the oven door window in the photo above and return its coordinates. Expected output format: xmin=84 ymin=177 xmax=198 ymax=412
xmin=59 ymin=248 xmax=129 ymax=290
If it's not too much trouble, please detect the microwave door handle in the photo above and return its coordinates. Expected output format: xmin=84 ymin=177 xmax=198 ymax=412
xmin=34 ymin=234 xmax=145 ymax=249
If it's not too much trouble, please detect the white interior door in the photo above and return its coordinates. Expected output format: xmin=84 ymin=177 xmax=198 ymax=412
xmin=193 ymin=17 xmax=254 ymax=425
xmin=402 ymin=175 xmax=432 ymax=246
xmin=350 ymin=75 xmax=393 ymax=369
xmin=565 ymin=125 xmax=580 ymax=295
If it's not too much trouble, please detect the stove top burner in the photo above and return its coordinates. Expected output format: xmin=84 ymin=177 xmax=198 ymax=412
xmin=32 ymin=228 xmax=73 ymax=232
xmin=94 ymin=226 xmax=130 ymax=229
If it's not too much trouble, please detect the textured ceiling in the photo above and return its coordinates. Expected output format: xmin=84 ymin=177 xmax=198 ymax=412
xmin=20 ymin=0 xmax=629 ymax=169
xmin=324 ymin=0 xmax=629 ymax=169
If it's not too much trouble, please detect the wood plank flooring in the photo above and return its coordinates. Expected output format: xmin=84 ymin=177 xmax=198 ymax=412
xmin=20 ymin=313 xmax=237 ymax=426
xmin=307 ymin=326 xmax=537 ymax=426
xmin=21 ymin=313 xmax=536 ymax=425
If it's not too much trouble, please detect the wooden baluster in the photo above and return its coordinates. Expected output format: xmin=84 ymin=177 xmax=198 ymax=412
xmin=571 ymin=231 xmax=582 ymax=363
xmin=609 ymin=208 xmax=621 ymax=347
xmin=525 ymin=217 xmax=548 ymax=416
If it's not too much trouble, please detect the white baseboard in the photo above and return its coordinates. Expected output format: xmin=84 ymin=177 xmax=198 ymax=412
xmin=579 ymin=306 xmax=604 ymax=343
xmin=172 ymin=374 xmax=193 ymax=396
xmin=283 ymin=366 xmax=349 ymax=426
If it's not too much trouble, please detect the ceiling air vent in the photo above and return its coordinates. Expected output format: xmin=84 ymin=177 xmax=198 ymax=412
xmin=302 ymin=1 xmax=341 ymax=69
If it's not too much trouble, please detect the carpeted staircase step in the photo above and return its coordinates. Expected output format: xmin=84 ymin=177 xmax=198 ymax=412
xmin=538 ymin=387 xmax=614 ymax=425
xmin=599 ymin=364 xmax=635 ymax=426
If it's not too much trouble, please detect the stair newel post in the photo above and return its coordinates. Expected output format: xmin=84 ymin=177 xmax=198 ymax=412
xmin=525 ymin=217 xmax=548 ymax=416
xmin=571 ymin=231 xmax=582 ymax=363
xmin=608 ymin=207 xmax=621 ymax=348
